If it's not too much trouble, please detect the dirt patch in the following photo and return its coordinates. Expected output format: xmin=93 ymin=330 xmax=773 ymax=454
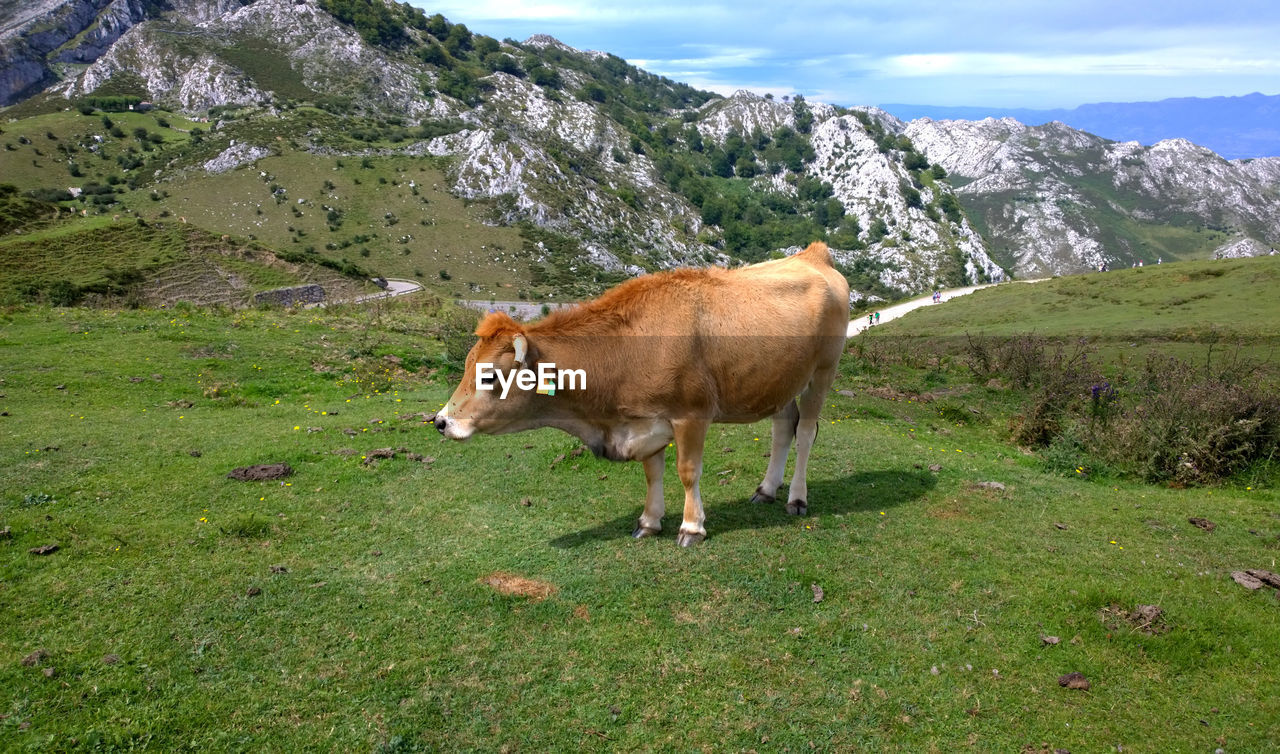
xmin=227 ymin=463 xmax=293 ymax=481
xmin=1231 ymin=569 xmax=1280 ymax=590
xmin=1099 ymin=603 xmax=1169 ymax=635
xmin=1188 ymin=517 xmax=1217 ymax=532
xmin=1057 ymin=672 xmax=1090 ymax=690
xmin=481 ymin=571 xmax=558 ymax=601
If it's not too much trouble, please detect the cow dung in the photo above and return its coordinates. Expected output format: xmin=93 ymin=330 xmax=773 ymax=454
xmin=227 ymin=463 xmax=294 ymax=481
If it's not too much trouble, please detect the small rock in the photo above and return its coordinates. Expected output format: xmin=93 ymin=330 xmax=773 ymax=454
xmin=570 ymin=446 xmax=585 ymax=457
xmin=811 ymin=583 xmax=824 ymax=603
xmin=722 ymin=447 xmax=734 ymax=453
xmin=1054 ymin=522 xmax=1068 ymax=530
xmin=975 ymin=481 xmax=1006 ymax=491
xmin=269 ymin=565 xmax=288 ymax=574
xmin=55 ymin=384 xmax=66 ymax=390
xmin=102 ymin=654 xmax=120 ymax=665
xmin=837 ymin=389 xmax=856 ymax=398
xmin=520 ymin=497 xmax=532 ymax=507
xmin=21 ymin=649 xmax=48 ymax=666
xmin=246 ymin=586 xmax=262 ymax=597
xmin=1041 ymin=635 xmax=1061 ymax=645
xmin=928 ymin=464 xmax=942 ymax=472
xmin=1188 ymin=517 xmax=1216 ymax=532
xmin=29 ymin=543 xmax=59 ymax=555
xmin=42 ymin=667 xmax=56 ymax=678
xmin=188 ymin=449 xmax=202 ymax=457
xmin=1058 ymin=672 xmax=1090 ymax=690
xmin=0 ymin=526 xmax=10 ymax=539
xmin=550 ymin=453 xmax=566 ymax=468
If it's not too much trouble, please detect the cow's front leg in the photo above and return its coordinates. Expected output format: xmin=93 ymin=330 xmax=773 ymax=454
xmin=672 ymin=418 xmax=710 ymax=547
xmin=632 ymin=448 xmax=665 ymax=538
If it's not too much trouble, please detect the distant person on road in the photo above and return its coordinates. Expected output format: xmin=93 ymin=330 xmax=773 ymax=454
xmin=868 ymin=313 xmax=874 ymax=326
xmin=874 ymin=312 xmax=880 ymax=324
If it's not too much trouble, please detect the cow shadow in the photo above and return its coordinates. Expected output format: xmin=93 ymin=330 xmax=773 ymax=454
xmin=549 ymin=468 xmax=935 ymax=549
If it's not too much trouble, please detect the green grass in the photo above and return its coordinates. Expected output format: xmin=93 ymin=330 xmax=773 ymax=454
xmin=2 ymin=301 xmax=1278 ymax=751
xmin=880 ymin=254 xmax=1280 ymax=339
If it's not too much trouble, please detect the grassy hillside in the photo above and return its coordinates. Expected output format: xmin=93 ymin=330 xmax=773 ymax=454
xmin=881 ymin=255 xmax=1280 ymax=339
xmin=0 ymin=216 xmax=377 ymax=306
xmin=0 ymin=105 xmax=590 ymax=304
xmin=2 ymin=298 xmax=1278 ymax=750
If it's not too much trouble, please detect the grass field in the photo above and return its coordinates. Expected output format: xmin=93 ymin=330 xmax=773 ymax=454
xmin=880 ymin=255 xmax=1280 ymax=340
xmin=2 ymin=293 xmax=1278 ymax=751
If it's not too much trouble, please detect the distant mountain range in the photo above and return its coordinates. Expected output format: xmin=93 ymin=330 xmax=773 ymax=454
xmin=881 ymin=93 xmax=1280 ymax=160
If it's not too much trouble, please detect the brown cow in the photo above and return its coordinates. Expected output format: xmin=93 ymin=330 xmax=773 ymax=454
xmin=434 ymin=241 xmax=849 ymax=546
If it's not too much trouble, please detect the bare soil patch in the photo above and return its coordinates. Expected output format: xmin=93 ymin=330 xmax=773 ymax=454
xmin=227 ymin=463 xmax=293 ymax=481
xmin=481 ymin=572 xmax=558 ymax=601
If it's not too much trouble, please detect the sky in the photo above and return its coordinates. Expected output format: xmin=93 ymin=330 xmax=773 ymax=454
xmin=411 ymin=0 xmax=1280 ymax=109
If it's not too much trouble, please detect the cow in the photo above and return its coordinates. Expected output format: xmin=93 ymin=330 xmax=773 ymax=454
xmin=434 ymin=241 xmax=849 ymax=546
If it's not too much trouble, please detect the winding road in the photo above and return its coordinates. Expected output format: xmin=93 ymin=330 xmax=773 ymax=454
xmin=846 ymin=282 xmax=1005 ymax=337
xmin=343 ymin=276 xmax=1025 ymax=338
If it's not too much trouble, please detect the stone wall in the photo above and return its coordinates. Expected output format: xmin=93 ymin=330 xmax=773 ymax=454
xmin=253 ymin=284 xmax=325 ymax=307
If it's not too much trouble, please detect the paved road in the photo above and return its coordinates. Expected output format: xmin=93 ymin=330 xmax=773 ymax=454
xmin=847 ymin=282 xmax=1004 ymax=338
xmin=327 ymin=277 xmax=1034 ymax=340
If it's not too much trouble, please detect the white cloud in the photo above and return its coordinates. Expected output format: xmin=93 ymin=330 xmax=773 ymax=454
xmin=875 ymin=48 xmax=1280 ymax=79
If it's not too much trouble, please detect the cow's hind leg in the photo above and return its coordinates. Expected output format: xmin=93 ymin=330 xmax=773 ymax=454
xmin=751 ymin=400 xmax=799 ymax=504
xmin=632 ymin=448 xmax=666 ymax=538
xmin=787 ymin=364 xmax=838 ymax=515
xmin=672 ymin=418 xmax=710 ymax=547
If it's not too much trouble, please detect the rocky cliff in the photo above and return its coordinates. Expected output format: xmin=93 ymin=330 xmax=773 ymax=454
xmin=5 ymin=0 xmax=1279 ymax=291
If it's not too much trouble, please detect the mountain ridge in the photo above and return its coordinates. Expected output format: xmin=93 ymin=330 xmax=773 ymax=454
xmin=0 ymin=0 xmax=1277 ymax=305
xmin=881 ymin=92 xmax=1280 ymax=160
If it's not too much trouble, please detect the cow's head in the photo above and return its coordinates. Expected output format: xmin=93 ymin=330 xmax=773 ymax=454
xmin=434 ymin=311 xmax=540 ymax=440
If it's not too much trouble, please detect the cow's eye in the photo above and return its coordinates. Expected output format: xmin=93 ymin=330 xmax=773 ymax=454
xmin=478 ymin=373 xmax=496 ymax=387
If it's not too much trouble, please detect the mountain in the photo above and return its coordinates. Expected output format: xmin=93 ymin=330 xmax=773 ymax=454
xmin=904 ymin=116 xmax=1280 ymax=276
xmin=0 ymin=0 xmax=1277 ymax=304
xmin=881 ymin=93 xmax=1280 ymax=160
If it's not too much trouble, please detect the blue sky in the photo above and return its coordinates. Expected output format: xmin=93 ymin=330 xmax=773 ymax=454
xmin=413 ymin=1 xmax=1280 ymax=109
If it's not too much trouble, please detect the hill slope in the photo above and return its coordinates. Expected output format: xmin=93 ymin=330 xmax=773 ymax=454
xmin=879 ymin=254 xmax=1280 ymax=339
xmin=1 ymin=0 xmax=1278 ymax=299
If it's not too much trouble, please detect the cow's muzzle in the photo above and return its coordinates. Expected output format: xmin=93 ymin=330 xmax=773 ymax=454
xmin=433 ymin=413 xmax=448 ymax=434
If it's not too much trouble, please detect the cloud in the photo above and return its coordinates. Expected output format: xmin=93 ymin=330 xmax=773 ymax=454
xmin=876 ymin=48 xmax=1280 ymax=79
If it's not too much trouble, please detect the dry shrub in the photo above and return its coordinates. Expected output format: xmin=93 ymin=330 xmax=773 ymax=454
xmin=434 ymin=306 xmax=480 ymax=369
xmin=1095 ymin=352 xmax=1280 ymax=484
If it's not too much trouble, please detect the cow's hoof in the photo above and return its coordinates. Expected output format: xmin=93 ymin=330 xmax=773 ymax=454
xmin=750 ymin=486 xmax=775 ymax=505
xmin=785 ymin=499 xmax=808 ymax=516
xmin=676 ymin=531 xmax=705 ymax=547
xmin=632 ymin=524 xmax=660 ymax=539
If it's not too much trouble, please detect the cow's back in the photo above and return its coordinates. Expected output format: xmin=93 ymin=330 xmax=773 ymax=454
xmin=527 ymin=242 xmax=848 ymax=422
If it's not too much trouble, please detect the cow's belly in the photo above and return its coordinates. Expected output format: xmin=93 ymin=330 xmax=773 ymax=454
xmin=600 ymin=418 xmax=674 ymax=462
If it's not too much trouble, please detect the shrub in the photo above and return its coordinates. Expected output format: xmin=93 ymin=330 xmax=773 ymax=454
xmin=1093 ymin=352 xmax=1280 ymax=484
xmin=434 ymin=307 xmax=479 ymax=368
